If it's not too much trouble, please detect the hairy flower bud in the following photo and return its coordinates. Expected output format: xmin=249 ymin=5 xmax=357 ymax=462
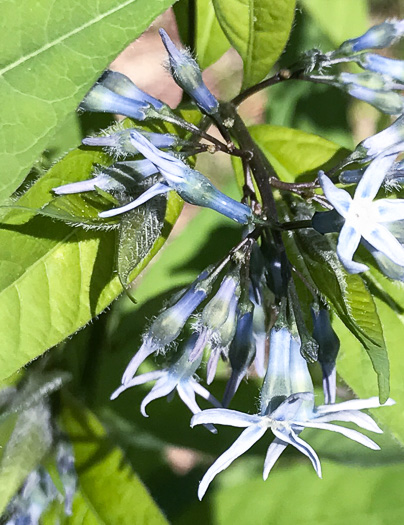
xmin=335 ymin=20 xmax=404 ymax=56
xmin=159 ymin=28 xmax=219 ymax=115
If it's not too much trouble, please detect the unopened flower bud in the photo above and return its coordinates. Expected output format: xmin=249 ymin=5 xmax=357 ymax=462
xmin=311 ymin=307 xmax=340 ymax=404
xmin=159 ymin=28 xmax=219 ymax=115
xmin=223 ymin=307 xmax=255 ymax=406
xmin=357 ymin=53 xmax=404 ymax=83
xmin=336 ymin=20 xmax=404 ymax=56
xmin=80 ymin=84 xmax=150 ymax=121
xmin=98 ymin=70 xmax=165 ymax=110
xmin=345 ymin=84 xmax=404 ymax=114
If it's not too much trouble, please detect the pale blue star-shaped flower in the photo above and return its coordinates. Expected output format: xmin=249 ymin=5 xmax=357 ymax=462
xmin=111 ymin=333 xmax=221 ymax=433
xmin=191 ymin=327 xmax=394 ymax=499
xmin=318 ymin=150 xmax=404 ymax=273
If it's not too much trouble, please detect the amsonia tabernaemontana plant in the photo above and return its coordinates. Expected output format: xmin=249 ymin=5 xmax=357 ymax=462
xmin=2 ymin=1 xmax=404 ymax=523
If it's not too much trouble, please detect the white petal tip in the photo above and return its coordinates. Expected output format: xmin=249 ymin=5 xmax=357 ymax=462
xmin=98 ymin=209 xmax=118 ymax=218
xmin=110 ymin=386 xmax=125 ymax=400
xmin=198 ymin=485 xmax=208 ymax=501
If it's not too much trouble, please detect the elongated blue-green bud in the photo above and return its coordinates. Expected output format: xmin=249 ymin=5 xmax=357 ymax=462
xmin=80 ymin=84 xmax=150 ymax=121
xmin=335 ymin=20 xmax=404 ymax=56
xmin=159 ymin=29 xmax=219 ymax=115
xmin=358 ymin=54 xmax=404 ymax=83
xmin=345 ymin=84 xmax=404 ymax=114
xmin=99 ymin=70 xmax=165 ymax=110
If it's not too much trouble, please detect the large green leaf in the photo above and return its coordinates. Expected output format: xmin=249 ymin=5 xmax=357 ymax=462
xmin=237 ymin=125 xmax=389 ymax=400
xmin=60 ymin=395 xmax=168 ymax=524
xmin=212 ymin=0 xmax=296 ymax=88
xmin=177 ymin=457 xmax=404 ymax=524
xmin=0 ymin=146 xmax=182 ymax=383
xmin=0 ymin=0 xmax=177 ymax=203
xmin=336 ymin=265 xmax=404 ymax=445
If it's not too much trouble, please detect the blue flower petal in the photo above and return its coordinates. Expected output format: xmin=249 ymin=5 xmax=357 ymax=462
xmin=337 ymin=223 xmax=368 ymax=273
xmin=198 ymin=423 xmax=267 ymax=500
xmin=263 ymin=438 xmax=288 ymax=480
xmin=110 ymin=370 xmax=163 ymax=400
xmin=355 ymin=153 xmax=397 ymax=200
xmin=98 ymin=182 xmax=170 ymax=218
xmin=141 ymin=376 xmax=178 ymax=416
xmin=315 ymin=397 xmax=395 ymax=414
xmin=121 ymin=338 xmax=158 ymax=385
xmin=272 ymin=426 xmax=322 ymax=478
xmin=318 ymin=171 xmax=352 ymax=217
xmin=362 ymin=222 xmax=404 ymax=266
xmin=313 ymin=410 xmax=383 ymax=433
xmin=373 ymin=199 xmax=404 ymax=222
xmin=297 ymin=420 xmax=380 ymax=450
xmin=191 ymin=408 xmax=261 ymax=428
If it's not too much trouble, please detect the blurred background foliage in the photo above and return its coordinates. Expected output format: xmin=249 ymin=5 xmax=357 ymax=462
xmin=2 ymin=0 xmax=404 ymax=523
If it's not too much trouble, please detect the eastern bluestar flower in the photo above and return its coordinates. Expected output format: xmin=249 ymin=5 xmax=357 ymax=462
xmin=111 ymin=333 xmax=221 ymax=433
xmin=191 ymin=327 xmax=394 ymax=499
xmin=95 ymin=130 xmax=253 ymax=224
xmin=159 ymin=29 xmax=219 ymax=115
xmin=317 ymin=149 xmax=404 ymax=274
xmin=119 ymin=272 xmax=211 ymax=385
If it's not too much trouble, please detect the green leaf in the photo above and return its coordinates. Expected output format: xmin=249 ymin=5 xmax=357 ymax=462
xmin=336 ymin=266 xmax=404 ymax=446
xmin=0 ymin=402 xmax=53 ymax=514
xmin=0 ymin=146 xmax=182 ymax=383
xmin=243 ymin=125 xmax=389 ymax=400
xmin=60 ymin=395 xmax=168 ymax=524
xmin=300 ymin=0 xmax=369 ymax=47
xmin=177 ymin=457 xmax=404 ymax=524
xmin=196 ymin=0 xmax=231 ymax=69
xmin=212 ymin=0 xmax=296 ymax=88
xmin=290 ymin=223 xmax=389 ymax=400
xmin=0 ymin=0 xmax=177 ymax=203
xmin=117 ymin=192 xmax=183 ymax=287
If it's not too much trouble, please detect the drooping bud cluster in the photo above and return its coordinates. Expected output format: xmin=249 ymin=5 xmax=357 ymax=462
xmin=53 ymin=29 xmax=255 ymax=227
xmin=298 ymin=19 xmax=404 ymax=115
